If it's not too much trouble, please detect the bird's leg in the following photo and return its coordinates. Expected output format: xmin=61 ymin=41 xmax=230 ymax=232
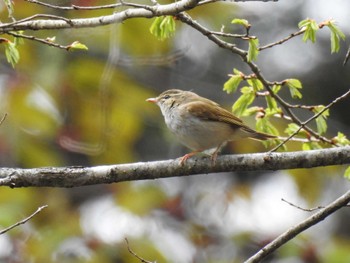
xmin=179 ymin=151 xmax=201 ymax=165
xmin=210 ymin=143 xmax=224 ymax=165
xmin=180 ymin=144 xmax=223 ymax=166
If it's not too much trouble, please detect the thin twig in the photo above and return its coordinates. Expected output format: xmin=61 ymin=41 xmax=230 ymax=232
xmin=281 ymin=198 xmax=324 ymax=212
xmin=286 ymin=104 xmax=317 ymax=110
xmin=259 ymin=29 xmax=305 ymax=51
xmin=210 ymin=30 xmax=256 ymax=39
xmin=277 ymin=136 xmax=320 ymax=143
xmin=7 ymin=31 xmax=82 ymax=50
xmin=25 ymin=0 xmax=157 ymax=12
xmin=248 ymin=63 xmax=333 ymax=145
xmin=177 ymin=12 xmax=334 ymax=145
xmin=260 ymin=20 xmax=329 ymax=51
xmin=0 ymin=113 xmax=7 ymax=126
xmin=245 ymin=189 xmax=350 ymax=262
xmin=343 ymin=44 xmax=350 ymax=65
xmin=199 ymin=0 xmax=278 ymax=4
xmin=270 ymin=89 xmax=350 ymax=152
xmin=125 ymin=238 xmax=154 ymax=263
xmin=25 ymin=0 xmax=122 ymax=10
xmin=0 ymin=205 xmax=48 ymax=235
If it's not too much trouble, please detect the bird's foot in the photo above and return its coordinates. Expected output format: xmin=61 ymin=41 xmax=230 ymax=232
xmin=210 ymin=144 xmax=223 ymax=166
xmin=210 ymin=152 xmax=219 ymax=166
xmin=180 ymin=149 xmax=220 ymax=166
xmin=179 ymin=151 xmax=200 ymax=166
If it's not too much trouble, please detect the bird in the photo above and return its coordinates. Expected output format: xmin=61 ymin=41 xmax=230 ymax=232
xmin=146 ymin=89 xmax=276 ymax=165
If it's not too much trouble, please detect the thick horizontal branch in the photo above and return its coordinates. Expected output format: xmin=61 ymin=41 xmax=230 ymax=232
xmin=0 ymin=0 xmax=200 ymax=32
xmin=0 ymin=147 xmax=349 ymax=188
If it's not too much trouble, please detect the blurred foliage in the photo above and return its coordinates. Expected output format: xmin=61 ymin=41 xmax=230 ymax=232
xmin=0 ymin=1 xmax=349 ymax=263
xmin=116 ymin=183 xmax=167 ymax=215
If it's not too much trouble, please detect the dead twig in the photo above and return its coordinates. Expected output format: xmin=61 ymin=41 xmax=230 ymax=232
xmin=125 ymin=238 xmax=155 ymax=263
xmin=0 ymin=205 xmax=48 ymax=235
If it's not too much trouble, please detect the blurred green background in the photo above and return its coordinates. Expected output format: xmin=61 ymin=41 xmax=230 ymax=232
xmin=0 ymin=0 xmax=350 ymax=262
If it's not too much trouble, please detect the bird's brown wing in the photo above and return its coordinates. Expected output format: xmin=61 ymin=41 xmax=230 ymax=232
xmin=184 ymin=100 xmax=244 ymax=128
xmin=184 ymin=100 xmax=276 ymax=140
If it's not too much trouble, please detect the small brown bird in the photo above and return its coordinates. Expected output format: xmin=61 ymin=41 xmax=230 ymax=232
xmin=147 ymin=89 xmax=275 ymax=164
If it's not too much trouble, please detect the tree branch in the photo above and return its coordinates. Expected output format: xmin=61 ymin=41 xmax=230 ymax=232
xmin=245 ymin=189 xmax=350 ymax=262
xmin=270 ymin=89 xmax=350 ymax=151
xmin=0 ymin=147 xmax=349 ymax=188
xmin=176 ymin=13 xmax=342 ymax=147
xmin=0 ymin=205 xmax=48 ymax=235
xmin=125 ymin=238 xmax=155 ymax=263
xmin=0 ymin=0 xmax=200 ymax=32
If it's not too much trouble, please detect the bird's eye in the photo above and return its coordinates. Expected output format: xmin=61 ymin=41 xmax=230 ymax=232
xmin=163 ymin=95 xmax=170 ymax=100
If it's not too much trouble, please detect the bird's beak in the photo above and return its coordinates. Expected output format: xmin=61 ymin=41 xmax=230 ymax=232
xmin=146 ymin=97 xmax=157 ymax=103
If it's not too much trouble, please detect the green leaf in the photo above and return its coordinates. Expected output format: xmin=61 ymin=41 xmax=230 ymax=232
xmin=242 ymin=106 xmax=261 ymax=116
xmin=14 ymin=37 xmax=24 ymax=46
xmin=272 ymin=84 xmax=281 ymax=94
xmin=11 ymin=31 xmax=25 ymax=46
xmin=257 ymin=120 xmax=282 ymax=149
xmin=333 ymin=132 xmax=350 ymax=146
xmin=150 ymin=16 xmax=176 ymax=41
xmin=330 ymin=32 xmax=340 ymax=53
xmin=256 ymin=117 xmax=279 ymax=136
xmin=327 ymin=21 xmax=346 ymax=53
xmin=265 ymin=95 xmax=280 ymax=116
xmin=248 ymin=38 xmax=259 ymax=62
xmin=313 ymin=105 xmax=329 ymax=118
xmin=285 ymin=123 xmax=300 ymax=135
xmin=286 ymin=78 xmax=302 ymax=89
xmin=298 ymin=19 xmax=319 ymax=43
xmin=344 ymin=166 xmax=350 ymax=180
xmin=302 ymin=142 xmax=322 ymax=150
xmin=315 ymin=116 xmax=327 ymax=135
xmin=241 ymin=86 xmax=254 ymax=94
xmin=285 ymin=79 xmax=303 ymax=99
xmin=231 ymin=18 xmax=250 ymax=28
xmin=289 ymin=87 xmax=302 ymax=99
xmin=247 ymin=78 xmax=263 ymax=91
xmin=312 ymin=105 xmax=329 ymax=135
xmin=256 ymin=117 xmax=281 ymax=148
xmin=224 ymin=73 xmax=243 ymax=94
xmin=285 ymin=124 xmax=310 ymax=139
xmin=284 ymin=123 xmax=310 ymax=138
xmin=68 ymin=41 xmax=88 ymax=51
xmin=5 ymin=41 xmax=20 ymax=68
xmin=232 ymin=87 xmax=255 ymax=116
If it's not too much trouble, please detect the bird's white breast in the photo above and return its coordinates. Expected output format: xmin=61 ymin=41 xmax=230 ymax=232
xmin=160 ymin=103 xmax=235 ymax=151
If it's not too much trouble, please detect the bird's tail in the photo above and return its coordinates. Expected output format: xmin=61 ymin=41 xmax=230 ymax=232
xmin=241 ymin=126 xmax=277 ymax=141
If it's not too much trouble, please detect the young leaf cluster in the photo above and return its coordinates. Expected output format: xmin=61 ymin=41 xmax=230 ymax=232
xmin=326 ymin=20 xmax=346 ymax=53
xmin=223 ymin=70 xmax=281 ymax=144
xmin=231 ymin=18 xmax=259 ymax=62
xmin=150 ymin=16 xmax=176 ymax=41
xmin=333 ymin=132 xmax=350 ymax=146
xmin=299 ymin=19 xmax=345 ymax=53
xmin=312 ymin=105 xmax=329 ymax=135
xmin=298 ymin=19 xmax=319 ymax=43
xmin=221 ymin=10 xmax=350 ymax=151
xmin=285 ymin=79 xmax=302 ymax=99
xmin=67 ymin=41 xmax=88 ymax=51
xmin=2 ymin=33 xmax=24 ymax=67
